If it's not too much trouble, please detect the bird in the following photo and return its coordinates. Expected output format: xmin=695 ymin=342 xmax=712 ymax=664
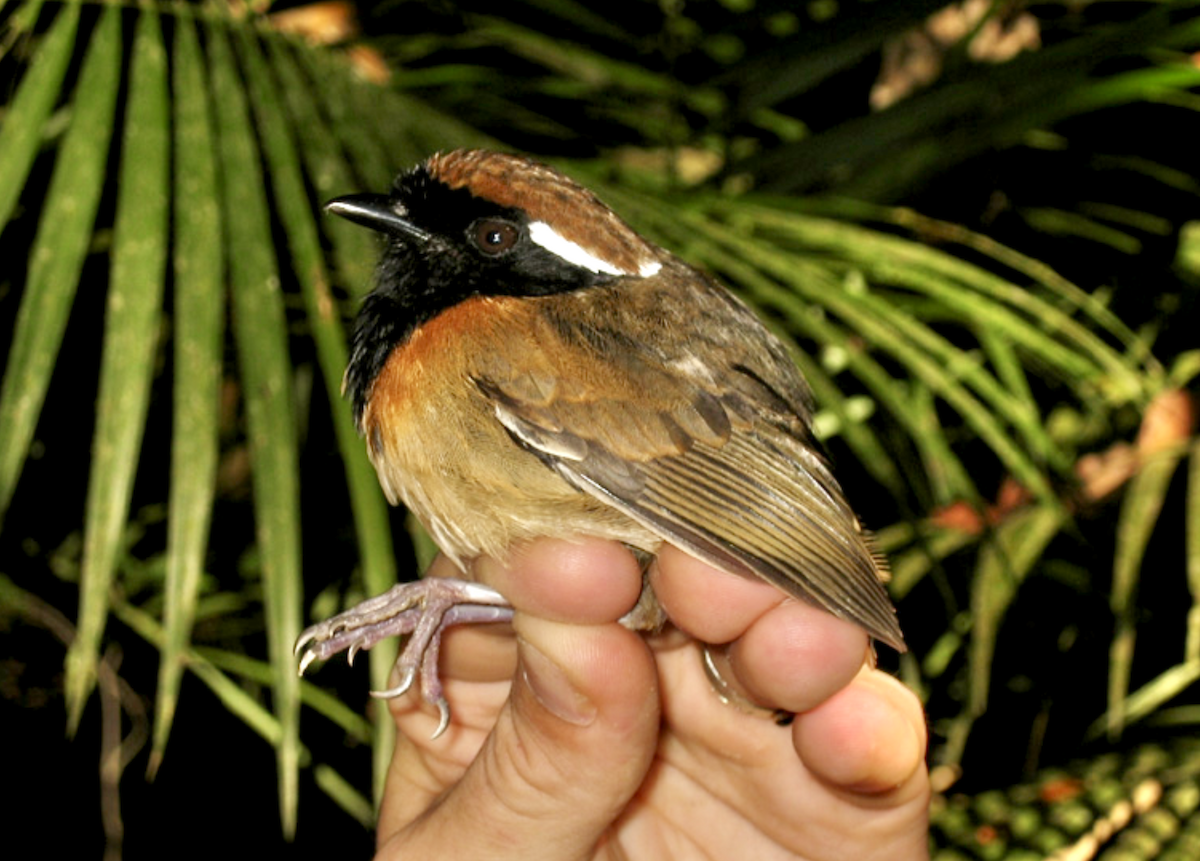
xmin=295 ymin=149 xmax=904 ymax=737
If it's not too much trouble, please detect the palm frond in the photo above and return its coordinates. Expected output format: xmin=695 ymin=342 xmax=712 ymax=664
xmin=1 ymin=0 xmax=1197 ymax=848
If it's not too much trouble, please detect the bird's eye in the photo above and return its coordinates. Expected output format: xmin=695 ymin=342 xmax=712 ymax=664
xmin=472 ymin=219 xmax=519 ymax=255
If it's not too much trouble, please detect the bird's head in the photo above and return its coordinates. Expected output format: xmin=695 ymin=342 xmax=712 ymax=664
xmin=327 ymin=149 xmax=665 ymax=424
xmin=328 ymin=149 xmax=663 ymax=301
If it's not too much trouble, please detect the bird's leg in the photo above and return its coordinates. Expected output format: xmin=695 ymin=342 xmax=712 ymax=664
xmin=295 ymin=578 xmax=514 ymax=737
xmin=617 ymin=546 xmax=668 ymax=632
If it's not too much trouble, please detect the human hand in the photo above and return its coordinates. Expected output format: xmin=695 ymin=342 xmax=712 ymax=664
xmin=375 ymin=538 xmax=929 ymax=860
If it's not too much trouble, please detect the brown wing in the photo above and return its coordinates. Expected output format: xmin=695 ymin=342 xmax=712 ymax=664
xmin=475 ymin=270 xmax=906 ymax=651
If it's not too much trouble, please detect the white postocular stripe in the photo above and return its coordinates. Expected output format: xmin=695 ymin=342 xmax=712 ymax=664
xmin=529 ymin=220 xmax=634 ymax=276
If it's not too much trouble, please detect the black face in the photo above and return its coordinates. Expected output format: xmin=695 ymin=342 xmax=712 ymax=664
xmin=335 ymin=164 xmax=618 ymax=427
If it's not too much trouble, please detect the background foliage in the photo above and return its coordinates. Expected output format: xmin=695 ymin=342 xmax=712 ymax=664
xmin=1 ymin=0 xmax=1199 ymax=857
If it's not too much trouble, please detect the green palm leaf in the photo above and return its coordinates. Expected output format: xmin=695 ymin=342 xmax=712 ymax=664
xmin=1 ymin=0 xmax=1197 ymax=849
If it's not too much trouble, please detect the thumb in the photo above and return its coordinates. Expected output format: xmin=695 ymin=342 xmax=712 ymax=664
xmin=386 ymin=615 xmax=660 ymax=860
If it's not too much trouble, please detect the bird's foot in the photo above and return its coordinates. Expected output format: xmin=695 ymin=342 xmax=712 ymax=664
xmin=295 ymin=578 xmax=514 ymax=738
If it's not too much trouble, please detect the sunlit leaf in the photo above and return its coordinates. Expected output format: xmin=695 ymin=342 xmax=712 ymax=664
xmin=0 ymin=5 xmax=121 ymax=524
xmin=153 ymin=10 xmax=225 ymax=776
xmin=1108 ymin=446 xmax=1190 ymax=739
xmin=207 ymin=20 xmax=303 ymax=837
xmin=241 ymin=26 xmax=400 ymax=805
xmin=0 ymin=0 xmax=79 ymax=231
xmin=968 ymin=505 xmax=1067 ymax=717
xmin=67 ymin=2 xmax=170 ymax=733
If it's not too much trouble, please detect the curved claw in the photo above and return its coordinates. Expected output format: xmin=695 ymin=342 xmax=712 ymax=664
xmin=297 ymin=648 xmax=317 ymax=677
xmin=431 ymin=699 xmax=451 ymax=740
xmin=369 ymin=667 xmax=416 ymax=700
xmin=293 ymin=630 xmax=315 ymax=657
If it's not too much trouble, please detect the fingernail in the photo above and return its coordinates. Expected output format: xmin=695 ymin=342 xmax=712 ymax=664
xmin=519 ymin=637 xmax=597 ymax=727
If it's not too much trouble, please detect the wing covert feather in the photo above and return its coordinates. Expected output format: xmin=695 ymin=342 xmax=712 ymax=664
xmin=474 ymin=280 xmax=905 ymax=651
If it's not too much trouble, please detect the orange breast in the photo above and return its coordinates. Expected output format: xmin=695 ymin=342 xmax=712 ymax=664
xmin=367 ymin=295 xmax=511 ymax=415
xmin=356 ymin=294 xmax=649 ymax=565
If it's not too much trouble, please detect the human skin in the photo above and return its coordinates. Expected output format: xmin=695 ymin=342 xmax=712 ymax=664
xmin=374 ymin=538 xmax=930 ymax=861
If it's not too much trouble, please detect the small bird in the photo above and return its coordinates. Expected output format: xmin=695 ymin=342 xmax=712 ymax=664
xmin=296 ymin=150 xmax=904 ymax=736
